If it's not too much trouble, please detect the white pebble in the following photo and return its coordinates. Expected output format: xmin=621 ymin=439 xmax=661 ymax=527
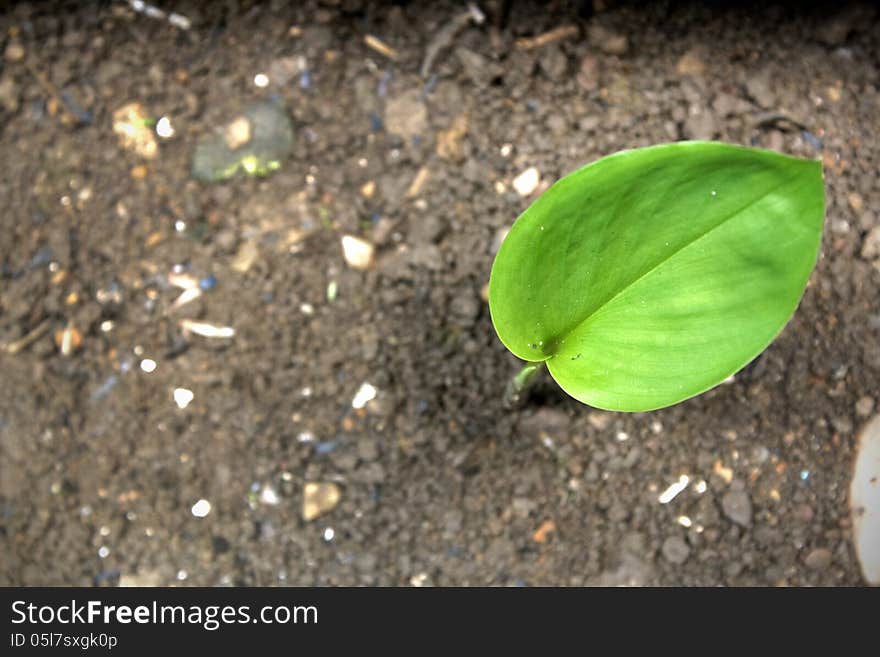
xmin=173 ymin=387 xmax=194 ymax=409
xmin=254 ymin=73 xmax=269 ymax=88
xmin=179 ymin=319 xmax=235 ymax=339
xmin=341 ymin=235 xmax=375 ymax=270
xmin=191 ymin=499 xmax=211 ymax=518
xmin=513 ymin=167 xmax=540 ymax=197
xmin=140 ymin=358 xmax=157 ymax=373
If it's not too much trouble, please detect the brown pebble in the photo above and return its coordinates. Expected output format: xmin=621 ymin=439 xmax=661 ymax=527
xmin=855 ymin=396 xmax=875 ymax=418
xmin=532 ymin=520 xmax=556 ymax=543
xmin=804 ymin=547 xmax=833 ymax=571
xmin=676 ymin=50 xmax=705 ymax=77
xmin=302 ymin=482 xmax=341 ymax=521
xmin=5 ymin=41 xmax=24 ymax=62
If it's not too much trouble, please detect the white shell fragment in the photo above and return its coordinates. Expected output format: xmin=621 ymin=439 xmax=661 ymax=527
xmin=351 ymin=382 xmax=377 ymax=409
xmin=180 ymin=319 xmax=235 ymax=339
xmin=513 ymin=167 xmax=540 ymax=197
xmin=169 ymin=287 xmax=202 ymax=311
xmin=658 ymin=475 xmax=690 ymax=504
xmin=851 ymin=415 xmax=880 ymax=585
xmin=341 ymin=235 xmax=375 ymax=270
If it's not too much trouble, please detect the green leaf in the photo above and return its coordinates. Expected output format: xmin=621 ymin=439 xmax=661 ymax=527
xmin=489 ymin=142 xmax=825 ymax=412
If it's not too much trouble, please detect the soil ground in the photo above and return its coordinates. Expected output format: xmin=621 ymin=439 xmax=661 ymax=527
xmin=1 ymin=0 xmax=879 ymax=586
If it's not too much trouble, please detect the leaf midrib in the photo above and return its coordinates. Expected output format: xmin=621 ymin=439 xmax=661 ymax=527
xmin=546 ymin=180 xmax=784 ymax=359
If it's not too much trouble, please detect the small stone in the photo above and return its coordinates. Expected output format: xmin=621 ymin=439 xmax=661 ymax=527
xmin=113 ymin=102 xmax=158 ymax=159
xmin=302 ymin=482 xmax=341 ymax=521
xmin=130 ymin=164 xmax=148 ymax=180
xmin=357 ymin=438 xmax=379 ymax=461
xmin=450 ymin=292 xmax=480 ymax=327
xmin=407 ymin=244 xmax=443 ymax=270
xmin=588 ymin=23 xmax=628 ymax=55
xmin=119 ymin=571 xmax=162 ymax=587
xmin=231 ymin=240 xmax=259 ymax=273
xmin=259 ymin=484 xmax=280 ymax=506
xmin=856 ymin=396 xmax=875 ymax=418
xmin=538 ymin=46 xmax=568 ymax=81
xmin=513 ymin=167 xmax=540 ymax=197
xmin=173 ymin=388 xmax=194 ymax=409
xmin=745 ymin=74 xmax=775 ymax=109
xmin=436 ymin=113 xmax=469 ymax=162
xmin=267 ymin=56 xmax=300 ymax=86
xmin=224 ymin=116 xmax=252 ymax=150
xmin=0 ymin=76 xmax=19 ymax=113
xmin=587 ymin=412 xmax=611 ymax=431
xmin=803 ymin=547 xmax=833 ymax=571
xmin=661 ymin=535 xmax=691 ymax=564
xmin=4 ymin=41 xmax=24 ymax=62
xmin=385 ymin=89 xmax=427 ymax=142
xmin=512 ymin=497 xmax=537 ymax=519
xmin=351 ymin=382 xmax=377 ymax=409
xmin=341 ymin=235 xmax=375 ymax=270
xmin=712 ymin=92 xmax=752 ymax=117
xmin=532 ymin=520 xmax=556 ymax=543
xmin=455 ymin=47 xmax=502 ymax=88
xmin=215 ymin=230 xmax=238 ymax=253
xmin=676 ymin=49 xmax=705 ymax=77
xmin=848 ymin=192 xmax=864 ymax=212
xmin=721 ymin=489 xmax=752 ymax=527
xmin=54 ymin=325 xmax=83 ymax=356
xmin=191 ymin=499 xmax=211 ymax=517
xmin=684 ymin=108 xmax=717 ymax=140
xmin=861 ymin=225 xmax=880 ymax=260
xmin=576 ymin=54 xmax=599 ymax=92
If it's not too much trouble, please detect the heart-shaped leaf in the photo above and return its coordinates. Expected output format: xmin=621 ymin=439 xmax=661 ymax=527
xmin=489 ymin=142 xmax=825 ymax=411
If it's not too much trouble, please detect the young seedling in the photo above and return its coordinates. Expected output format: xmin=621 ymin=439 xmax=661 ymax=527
xmin=489 ymin=142 xmax=825 ymax=412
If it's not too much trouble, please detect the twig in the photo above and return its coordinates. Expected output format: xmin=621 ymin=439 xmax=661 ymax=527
xmin=364 ymin=35 xmax=400 ymax=61
xmin=421 ymin=7 xmax=485 ymax=78
xmin=515 ymin=24 xmax=580 ymax=51
xmin=2 ymin=319 xmax=51 ymax=354
xmin=23 ymin=61 xmax=86 ymax=125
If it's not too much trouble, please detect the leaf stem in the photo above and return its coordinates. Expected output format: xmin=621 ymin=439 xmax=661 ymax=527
xmin=504 ymin=361 xmax=545 ymax=407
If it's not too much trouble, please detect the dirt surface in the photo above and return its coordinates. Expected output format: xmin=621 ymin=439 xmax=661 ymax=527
xmin=1 ymin=1 xmax=879 ymax=586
